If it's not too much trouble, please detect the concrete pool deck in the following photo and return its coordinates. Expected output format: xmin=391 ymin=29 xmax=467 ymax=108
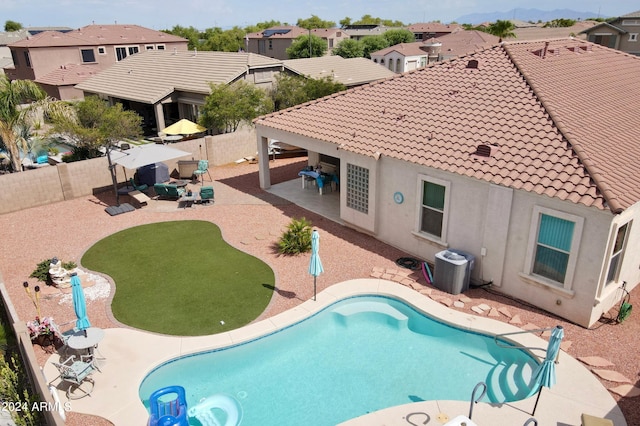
xmin=43 ymin=279 xmax=625 ymax=426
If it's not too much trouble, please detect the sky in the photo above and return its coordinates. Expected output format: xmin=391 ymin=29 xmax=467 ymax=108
xmin=1 ymin=0 xmax=636 ymax=31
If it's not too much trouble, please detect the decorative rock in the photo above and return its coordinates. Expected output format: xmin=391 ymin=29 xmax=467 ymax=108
xmin=488 ymin=308 xmax=500 ymax=317
xmin=509 ymin=315 xmax=522 ymax=324
xmin=453 ymin=301 xmax=465 ymax=308
xmin=440 ymin=298 xmax=453 ymax=307
xmin=478 ymin=303 xmax=491 ymax=311
xmin=471 ymin=306 xmax=486 ymax=314
xmin=498 ymin=307 xmax=513 ymax=318
xmin=609 ymin=384 xmax=640 ymax=398
xmin=592 ymin=369 xmax=632 ymax=383
xmin=578 ymin=356 xmax=615 ymax=368
xmin=458 ymin=296 xmax=473 ymax=303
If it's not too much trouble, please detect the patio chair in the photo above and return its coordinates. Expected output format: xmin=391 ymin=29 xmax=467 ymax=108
xmin=193 ymin=160 xmax=211 ymax=185
xmin=49 ymin=319 xmax=77 ymax=348
xmin=129 ymin=178 xmax=149 ymax=193
xmin=51 ymin=355 xmax=98 ymax=399
xmin=199 ymin=186 xmax=214 ymax=204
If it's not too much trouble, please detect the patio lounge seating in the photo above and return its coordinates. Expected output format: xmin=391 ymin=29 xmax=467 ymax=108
xmin=193 ymin=160 xmax=211 ymax=184
xmin=129 ymin=178 xmax=149 ymax=193
xmin=51 ymin=355 xmax=98 ymax=399
xmin=154 ymin=183 xmax=185 ymax=200
xmin=200 ymin=186 xmax=214 ymax=203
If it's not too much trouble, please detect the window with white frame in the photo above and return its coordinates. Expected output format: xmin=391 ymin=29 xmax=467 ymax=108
xmin=629 ymin=33 xmax=638 ymax=42
xmin=128 ymin=46 xmax=139 ymax=55
xmin=115 ymin=47 xmax=127 ymax=61
xmin=156 ymin=44 xmax=166 ymax=50
xmin=418 ymin=175 xmax=449 ymax=240
xmin=346 ymin=163 xmax=369 ymax=214
xmin=97 ymin=46 xmax=106 ymax=55
xmin=606 ymin=222 xmax=630 ymax=285
xmin=525 ymin=206 xmax=584 ymax=289
xmin=145 ymin=44 xmax=155 ymax=50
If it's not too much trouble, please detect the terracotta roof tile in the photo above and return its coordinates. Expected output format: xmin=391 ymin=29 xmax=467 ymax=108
xmin=257 ymin=39 xmax=640 ymax=212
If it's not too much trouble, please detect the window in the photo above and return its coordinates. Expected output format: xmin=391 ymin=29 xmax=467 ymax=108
xmin=395 ymin=58 xmax=401 ymax=72
xmin=80 ymin=48 xmax=96 ymax=63
xmin=145 ymin=44 xmax=155 ymax=50
xmin=606 ymin=223 xmax=629 ymax=284
xmin=268 ymin=40 xmax=273 ymax=50
xmin=346 ymin=164 xmax=369 ymax=214
xmin=97 ymin=46 xmax=106 ymax=55
xmin=156 ymin=44 xmax=166 ymax=50
xmin=418 ymin=177 xmax=448 ymax=239
xmin=11 ymin=50 xmax=18 ymax=66
xmin=329 ymin=39 xmax=334 ymax=48
xmin=590 ymin=34 xmax=617 ymax=48
xmin=116 ymin=47 xmax=127 ymax=61
xmin=23 ymin=51 xmax=31 ymax=68
xmin=525 ymin=206 xmax=583 ymax=289
xmin=629 ymin=33 xmax=638 ymax=42
xmin=128 ymin=46 xmax=139 ymax=55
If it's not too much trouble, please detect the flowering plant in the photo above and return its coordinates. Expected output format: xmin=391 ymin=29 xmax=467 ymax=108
xmin=26 ymin=316 xmax=55 ymax=340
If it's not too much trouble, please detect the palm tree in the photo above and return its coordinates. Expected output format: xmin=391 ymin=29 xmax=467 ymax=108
xmin=487 ymin=20 xmax=516 ymax=43
xmin=0 ymin=75 xmax=70 ymax=172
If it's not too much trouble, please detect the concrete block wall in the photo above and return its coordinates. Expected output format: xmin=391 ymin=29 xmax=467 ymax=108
xmin=0 ymin=126 xmax=258 ymax=215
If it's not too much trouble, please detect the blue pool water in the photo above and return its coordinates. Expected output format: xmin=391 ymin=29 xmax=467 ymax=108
xmin=139 ymin=296 xmax=539 ymax=426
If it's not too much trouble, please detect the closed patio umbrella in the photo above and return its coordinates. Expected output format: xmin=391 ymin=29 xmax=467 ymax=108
xmin=162 ymin=119 xmax=206 ymax=135
xmin=308 ymin=229 xmax=324 ymax=301
xmin=531 ymin=325 xmax=564 ymax=415
xmin=71 ymin=273 xmax=91 ymax=331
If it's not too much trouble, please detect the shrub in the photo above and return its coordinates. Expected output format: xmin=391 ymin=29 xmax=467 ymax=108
xmin=0 ymin=354 xmax=43 ymax=425
xmin=278 ymin=217 xmax=312 ymax=254
xmin=29 ymin=259 xmax=51 ymax=283
xmin=61 ymin=261 xmax=76 ymax=270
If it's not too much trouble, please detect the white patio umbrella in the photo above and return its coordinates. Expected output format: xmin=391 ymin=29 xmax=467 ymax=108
xmin=109 ymin=144 xmax=190 ymax=170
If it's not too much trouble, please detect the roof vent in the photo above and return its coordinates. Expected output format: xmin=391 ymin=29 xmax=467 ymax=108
xmin=474 ymin=144 xmax=492 ymax=157
xmin=466 ymin=59 xmax=479 ymax=69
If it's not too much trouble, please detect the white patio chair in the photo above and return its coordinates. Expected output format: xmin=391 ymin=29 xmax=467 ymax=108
xmin=51 ymin=355 xmax=98 ymax=399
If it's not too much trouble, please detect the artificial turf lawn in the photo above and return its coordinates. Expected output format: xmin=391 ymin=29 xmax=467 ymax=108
xmin=81 ymin=220 xmax=275 ymax=335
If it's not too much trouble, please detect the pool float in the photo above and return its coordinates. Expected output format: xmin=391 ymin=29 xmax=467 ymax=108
xmin=147 ymin=385 xmax=188 ymax=426
xmin=187 ymin=393 xmax=243 ymax=426
xmin=421 ymin=261 xmax=433 ymax=285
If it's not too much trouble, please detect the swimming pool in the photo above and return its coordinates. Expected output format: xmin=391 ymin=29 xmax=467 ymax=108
xmin=139 ymin=295 xmax=539 ymax=426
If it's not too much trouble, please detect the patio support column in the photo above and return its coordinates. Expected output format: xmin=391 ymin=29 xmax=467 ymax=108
xmin=257 ymin=136 xmax=271 ymax=189
xmin=154 ymin=103 xmax=165 ymax=134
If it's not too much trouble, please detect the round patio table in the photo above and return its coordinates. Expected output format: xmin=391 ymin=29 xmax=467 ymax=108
xmin=66 ymin=327 xmax=105 ymax=358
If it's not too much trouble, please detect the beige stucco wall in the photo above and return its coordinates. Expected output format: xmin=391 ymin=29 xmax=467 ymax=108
xmin=0 ymin=127 xmax=257 ymax=215
xmin=254 ymin=124 xmax=640 ymax=327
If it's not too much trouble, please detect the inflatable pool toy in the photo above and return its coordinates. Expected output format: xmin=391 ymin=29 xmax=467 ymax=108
xmin=147 ymin=385 xmax=188 ymax=426
xmin=187 ymin=393 xmax=243 ymax=426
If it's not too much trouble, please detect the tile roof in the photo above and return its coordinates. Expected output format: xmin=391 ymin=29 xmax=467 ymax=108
xmin=431 ymin=31 xmax=500 ymax=57
xmin=406 ymin=23 xmax=463 ymax=33
xmin=36 ymin=63 xmax=102 ymax=85
xmin=282 ymin=56 xmax=395 ymax=86
xmin=9 ymin=24 xmax=186 ymax=48
xmin=256 ymin=39 xmax=640 ymax=213
xmin=621 ymin=10 xmax=640 ymax=18
xmin=76 ymin=50 xmax=281 ymax=104
xmin=515 ymin=21 xmax=596 ymax=40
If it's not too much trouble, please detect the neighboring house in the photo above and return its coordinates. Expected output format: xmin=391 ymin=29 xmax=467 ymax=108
xmin=371 ymin=31 xmax=499 ymax=73
xmin=342 ymin=24 xmax=401 ymax=41
xmin=245 ymin=25 xmax=349 ymax=60
xmin=254 ymin=39 xmax=640 ymax=328
xmin=513 ymin=20 xmax=595 ymax=41
xmin=406 ymin=22 xmax=463 ymax=41
xmin=580 ymin=10 xmax=640 ymax=55
xmin=282 ymin=56 xmax=396 ymax=87
xmin=76 ymin=50 xmax=282 ymax=135
xmin=4 ymin=24 xmax=188 ymax=100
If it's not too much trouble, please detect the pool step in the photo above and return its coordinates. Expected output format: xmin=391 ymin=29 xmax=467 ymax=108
xmin=332 ymin=301 xmax=408 ymax=328
xmin=486 ymin=358 xmax=537 ymax=403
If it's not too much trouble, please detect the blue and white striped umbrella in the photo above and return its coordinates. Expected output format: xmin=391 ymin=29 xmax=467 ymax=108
xmin=308 ymin=230 xmax=324 ymax=301
xmin=531 ymin=325 xmax=564 ymax=414
xmin=71 ymin=273 xmax=91 ymax=330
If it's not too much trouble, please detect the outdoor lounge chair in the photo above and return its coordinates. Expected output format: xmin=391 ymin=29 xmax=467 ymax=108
xmin=199 ymin=186 xmax=214 ymax=203
xmin=193 ymin=160 xmax=211 ymax=184
xmin=129 ymin=178 xmax=149 ymax=192
xmin=51 ymin=355 xmax=98 ymax=399
xmin=154 ymin=183 xmax=185 ymax=200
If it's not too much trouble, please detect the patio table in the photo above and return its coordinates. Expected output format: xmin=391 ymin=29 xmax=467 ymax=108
xmin=66 ymin=327 xmax=106 ymax=366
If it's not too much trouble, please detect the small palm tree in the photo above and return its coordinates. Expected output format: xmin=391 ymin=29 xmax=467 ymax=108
xmin=487 ymin=20 xmax=516 ymax=43
xmin=0 ymin=75 xmax=70 ymax=172
xmin=278 ymin=217 xmax=313 ymax=254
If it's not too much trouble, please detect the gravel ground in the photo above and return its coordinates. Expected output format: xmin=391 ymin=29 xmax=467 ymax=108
xmin=0 ymin=157 xmax=637 ymax=426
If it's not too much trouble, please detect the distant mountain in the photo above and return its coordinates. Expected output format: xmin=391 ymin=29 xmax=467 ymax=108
xmin=455 ymin=8 xmax=606 ymax=25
